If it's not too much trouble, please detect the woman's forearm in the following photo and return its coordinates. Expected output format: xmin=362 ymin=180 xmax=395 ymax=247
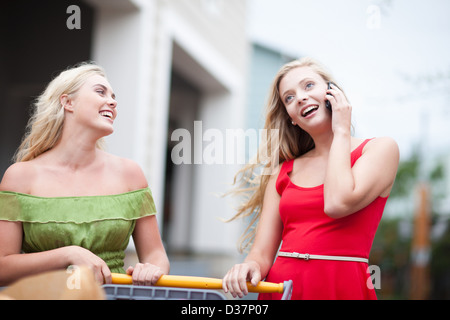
xmin=140 ymin=250 xmax=170 ymax=274
xmin=244 ymin=248 xmax=274 ymax=280
xmin=0 ymin=247 xmax=72 ymax=286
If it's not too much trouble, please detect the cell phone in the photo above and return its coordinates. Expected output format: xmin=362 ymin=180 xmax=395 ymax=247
xmin=326 ymin=82 xmax=333 ymax=111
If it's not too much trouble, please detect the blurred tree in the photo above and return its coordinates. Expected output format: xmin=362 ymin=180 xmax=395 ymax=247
xmin=390 ymin=148 xmax=420 ymax=198
xmin=372 ymin=147 xmax=449 ymax=299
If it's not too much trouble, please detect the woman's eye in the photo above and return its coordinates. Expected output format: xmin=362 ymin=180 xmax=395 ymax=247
xmin=285 ymin=95 xmax=294 ymax=104
xmin=96 ymin=90 xmax=105 ymax=95
xmin=306 ymin=82 xmax=314 ymax=89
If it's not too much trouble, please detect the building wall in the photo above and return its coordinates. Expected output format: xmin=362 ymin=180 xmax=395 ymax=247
xmin=167 ymin=0 xmax=248 ymax=72
xmin=163 ymin=1 xmax=250 ymax=254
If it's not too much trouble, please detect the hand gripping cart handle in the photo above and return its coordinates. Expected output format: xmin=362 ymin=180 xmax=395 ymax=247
xmin=110 ymin=273 xmax=293 ymax=300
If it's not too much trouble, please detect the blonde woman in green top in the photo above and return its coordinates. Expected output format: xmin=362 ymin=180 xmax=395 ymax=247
xmin=0 ymin=63 xmax=169 ymax=287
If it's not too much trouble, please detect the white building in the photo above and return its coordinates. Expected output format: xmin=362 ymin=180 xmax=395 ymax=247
xmin=1 ymin=0 xmax=250 ymax=275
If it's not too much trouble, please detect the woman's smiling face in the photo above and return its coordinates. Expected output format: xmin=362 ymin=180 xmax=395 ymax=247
xmin=279 ymin=66 xmax=331 ymax=131
xmin=64 ymin=74 xmax=118 ymax=137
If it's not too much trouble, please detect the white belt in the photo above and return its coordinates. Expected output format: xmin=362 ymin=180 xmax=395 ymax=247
xmin=278 ymin=251 xmax=369 ymax=264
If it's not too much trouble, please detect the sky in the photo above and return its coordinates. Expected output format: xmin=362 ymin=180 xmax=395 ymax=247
xmin=247 ymin=0 xmax=450 ymax=161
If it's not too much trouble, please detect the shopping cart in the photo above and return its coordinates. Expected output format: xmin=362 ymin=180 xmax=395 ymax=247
xmin=104 ymin=273 xmax=293 ymax=300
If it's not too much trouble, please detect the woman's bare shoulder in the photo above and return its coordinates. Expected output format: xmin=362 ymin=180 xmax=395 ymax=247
xmin=104 ymin=152 xmax=148 ymax=191
xmin=364 ymin=136 xmax=399 ymax=156
xmin=0 ymin=162 xmax=38 ymax=193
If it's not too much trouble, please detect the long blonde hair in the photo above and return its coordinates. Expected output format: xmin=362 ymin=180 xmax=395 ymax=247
xmin=14 ymin=62 xmax=107 ymax=162
xmin=228 ymin=57 xmax=342 ymax=253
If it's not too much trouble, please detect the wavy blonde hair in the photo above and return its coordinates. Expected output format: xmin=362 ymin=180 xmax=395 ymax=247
xmin=14 ymin=62 xmax=107 ymax=162
xmin=228 ymin=57 xmax=343 ymax=253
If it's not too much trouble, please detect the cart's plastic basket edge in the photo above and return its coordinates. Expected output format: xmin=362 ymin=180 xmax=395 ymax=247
xmin=103 ymin=284 xmax=227 ymax=300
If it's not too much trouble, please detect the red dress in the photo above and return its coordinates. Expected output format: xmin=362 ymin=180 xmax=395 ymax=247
xmin=259 ymin=139 xmax=387 ymax=300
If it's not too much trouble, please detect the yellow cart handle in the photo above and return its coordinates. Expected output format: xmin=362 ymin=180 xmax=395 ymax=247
xmin=111 ymin=273 xmax=284 ymax=294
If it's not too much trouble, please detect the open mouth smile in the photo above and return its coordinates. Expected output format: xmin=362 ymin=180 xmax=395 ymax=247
xmin=99 ymin=110 xmax=114 ymax=120
xmin=302 ymin=105 xmax=319 ymax=117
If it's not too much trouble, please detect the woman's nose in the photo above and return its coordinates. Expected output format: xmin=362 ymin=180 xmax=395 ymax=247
xmin=297 ymin=92 xmax=308 ymax=105
xmin=108 ymin=98 xmax=117 ymax=109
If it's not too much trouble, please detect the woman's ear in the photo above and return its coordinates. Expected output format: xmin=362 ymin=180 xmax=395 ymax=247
xmin=60 ymin=94 xmax=74 ymax=112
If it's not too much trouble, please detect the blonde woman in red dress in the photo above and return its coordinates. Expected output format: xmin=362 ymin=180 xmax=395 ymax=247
xmin=222 ymin=58 xmax=399 ymax=300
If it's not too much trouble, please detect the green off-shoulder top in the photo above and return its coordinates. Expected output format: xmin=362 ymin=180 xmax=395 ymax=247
xmin=0 ymin=188 xmax=157 ymax=274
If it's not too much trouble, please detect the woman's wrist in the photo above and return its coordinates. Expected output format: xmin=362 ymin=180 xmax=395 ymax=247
xmin=61 ymin=246 xmax=78 ymax=267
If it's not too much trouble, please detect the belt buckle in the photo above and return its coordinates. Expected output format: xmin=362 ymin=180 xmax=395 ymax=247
xmin=304 ymin=253 xmax=310 ymax=261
